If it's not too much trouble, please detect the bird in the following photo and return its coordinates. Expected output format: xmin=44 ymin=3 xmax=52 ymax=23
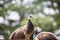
xmin=34 ymin=32 xmax=58 ymax=40
xmin=33 ymin=26 xmax=42 ymax=39
xmin=9 ymin=15 xmax=34 ymax=40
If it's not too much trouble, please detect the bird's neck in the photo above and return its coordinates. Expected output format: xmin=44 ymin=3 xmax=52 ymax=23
xmin=26 ymin=19 xmax=34 ymax=34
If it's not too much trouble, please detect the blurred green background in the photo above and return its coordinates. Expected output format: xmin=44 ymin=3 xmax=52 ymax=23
xmin=0 ymin=0 xmax=60 ymax=40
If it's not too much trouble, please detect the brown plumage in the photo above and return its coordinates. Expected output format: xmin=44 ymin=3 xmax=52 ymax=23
xmin=9 ymin=19 xmax=34 ymax=40
xmin=34 ymin=32 xmax=58 ymax=40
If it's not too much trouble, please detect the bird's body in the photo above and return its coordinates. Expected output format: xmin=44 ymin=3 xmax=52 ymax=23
xmin=34 ymin=32 xmax=58 ymax=40
xmin=9 ymin=19 xmax=34 ymax=40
